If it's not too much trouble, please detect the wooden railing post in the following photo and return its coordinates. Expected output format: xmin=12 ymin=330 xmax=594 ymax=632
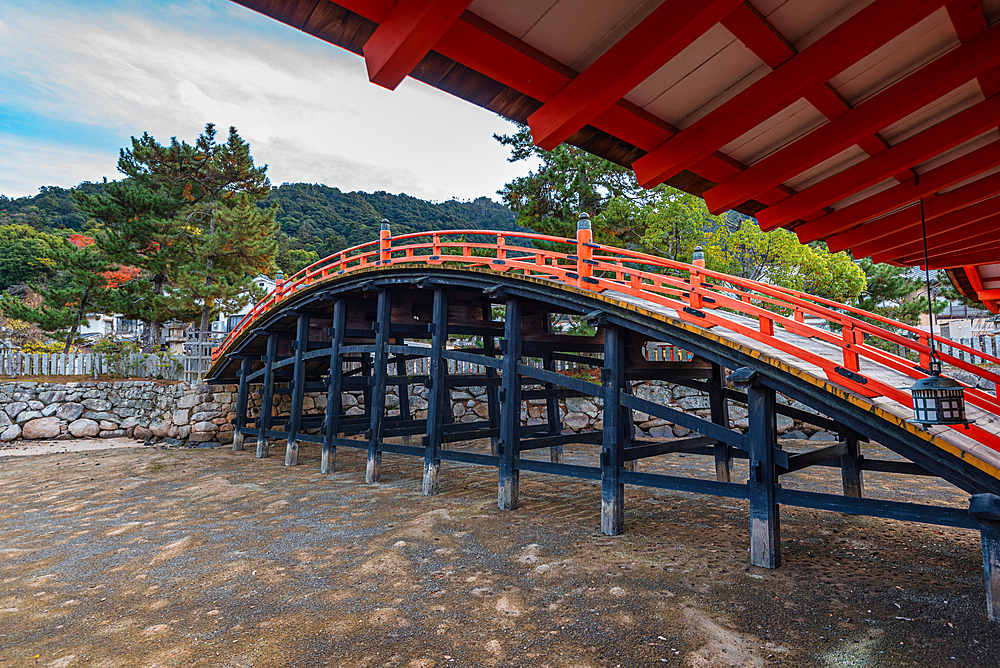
xmin=379 ymin=219 xmax=391 ymax=265
xmin=842 ymin=321 xmax=861 ymax=372
xmin=577 ymin=212 xmax=592 ymax=287
xmin=689 ymin=246 xmax=704 ymax=308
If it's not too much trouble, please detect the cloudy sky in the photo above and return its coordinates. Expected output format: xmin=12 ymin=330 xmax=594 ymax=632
xmin=0 ymin=0 xmax=536 ymax=201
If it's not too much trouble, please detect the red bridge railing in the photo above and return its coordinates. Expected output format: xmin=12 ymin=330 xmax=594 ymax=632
xmin=214 ymin=222 xmax=1000 ymax=453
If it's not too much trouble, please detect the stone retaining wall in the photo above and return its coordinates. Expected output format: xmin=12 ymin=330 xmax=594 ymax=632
xmin=1 ymin=378 xmax=834 ymax=445
xmin=0 ymin=381 xmax=237 ymax=445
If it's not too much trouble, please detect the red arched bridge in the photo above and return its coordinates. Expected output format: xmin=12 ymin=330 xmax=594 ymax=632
xmin=207 ymin=224 xmax=1000 ymax=620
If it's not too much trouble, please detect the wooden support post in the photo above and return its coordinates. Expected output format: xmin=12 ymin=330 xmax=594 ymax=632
xmin=601 ymin=324 xmax=626 ymax=535
xmin=422 ymin=288 xmax=448 ymax=495
xmin=256 ymin=334 xmax=278 ymax=458
xmin=739 ymin=369 xmax=780 ymax=569
xmin=483 ymin=300 xmax=501 ymax=457
xmin=395 ymin=336 xmax=412 ymax=442
xmin=232 ymin=357 xmax=251 ymax=451
xmin=623 ymin=380 xmax=637 ymax=473
xmin=367 ymin=289 xmax=391 ymax=483
xmin=321 ymin=298 xmax=346 ymax=474
xmin=970 ymin=494 xmax=1000 ymax=622
xmin=708 ymin=361 xmax=732 ymax=482
xmin=361 ymin=353 xmax=373 ymax=423
xmin=285 ymin=314 xmax=309 ymax=466
xmin=541 ymin=349 xmax=563 ymax=463
xmin=839 ymin=428 xmax=864 ymax=498
xmin=498 ymin=296 xmax=522 ymax=510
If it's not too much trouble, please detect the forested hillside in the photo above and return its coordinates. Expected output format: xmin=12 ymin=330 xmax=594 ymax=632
xmin=0 ymin=182 xmax=519 ymax=282
xmin=263 ymin=183 xmax=519 ymax=258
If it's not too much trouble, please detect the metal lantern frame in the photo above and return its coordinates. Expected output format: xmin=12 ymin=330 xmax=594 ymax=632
xmin=908 ymin=191 xmax=970 ymax=427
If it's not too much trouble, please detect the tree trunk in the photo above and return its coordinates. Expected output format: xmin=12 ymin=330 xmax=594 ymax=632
xmin=147 ymin=275 xmax=165 ymax=352
xmin=200 ymin=202 xmax=216 ymax=333
xmin=65 ymin=287 xmax=90 ymax=354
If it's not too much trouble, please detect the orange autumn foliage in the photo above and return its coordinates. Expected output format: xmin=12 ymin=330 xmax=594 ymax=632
xmin=67 ymin=235 xmax=140 ymax=288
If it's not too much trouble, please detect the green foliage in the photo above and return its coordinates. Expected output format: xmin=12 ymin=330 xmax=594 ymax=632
xmin=92 ymin=337 xmax=143 ymax=378
xmin=703 ymin=222 xmax=866 ymax=303
xmin=855 ymin=259 xmax=941 ymax=326
xmin=113 ymin=123 xmax=278 ymax=331
xmin=0 ymin=237 xmax=117 ymax=352
xmin=497 ymin=126 xmax=866 ymax=304
xmin=0 ymin=225 xmax=62 ymax=290
xmin=495 ymin=125 xmax=644 ymax=243
xmin=263 ymin=183 xmax=518 ymax=257
xmin=75 ymin=179 xmax=198 ymax=336
xmin=0 ymin=184 xmax=100 ymax=232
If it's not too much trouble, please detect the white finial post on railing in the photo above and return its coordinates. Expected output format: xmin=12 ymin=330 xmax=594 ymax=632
xmin=690 ymin=245 xmax=704 ymax=308
xmin=379 ymin=219 xmax=391 ymax=265
xmin=576 ymin=212 xmax=592 ymax=287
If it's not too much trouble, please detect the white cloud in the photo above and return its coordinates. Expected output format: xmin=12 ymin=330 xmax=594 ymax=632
xmin=0 ymin=134 xmax=117 ymax=197
xmin=0 ymin=1 xmax=536 ymax=201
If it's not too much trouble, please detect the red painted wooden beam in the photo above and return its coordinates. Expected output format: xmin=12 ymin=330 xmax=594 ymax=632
xmin=801 ymin=138 xmax=1000 ymax=246
xmin=631 ymin=0 xmax=946 ymax=189
xmin=704 ymin=20 xmax=1000 ymax=214
xmin=827 ymin=168 xmax=1000 ymax=252
xmin=926 ymin=245 xmax=1000 ymax=269
xmin=898 ymin=233 xmax=1000 ymax=267
xmin=429 ymin=11 xmax=802 ymax=203
xmin=978 ymin=288 xmax=1000 ymax=301
xmin=362 ymin=0 xmax=473 ymax=90
xmin=528 ymin=0 xmax=743 ymax=151
xmin=720 ymin=3 xmax=891 ymax=159
xmin=860 ymin=199 xmax=1000 ymax=262
xmin=758 ymin=94 xmax=1000 ymax=236
xmin=884 ymin=214 xmax=1000 ymax=264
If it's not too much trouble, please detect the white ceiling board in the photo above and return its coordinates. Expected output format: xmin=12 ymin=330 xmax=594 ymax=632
xmin=767 ymin=0 xmax=872 ymax=50
xmin=980 ymin=265 xmax=1000 ymax=280
xmin=830 ymin=178 xmax=897 ymax=210
xmin=518 ymin=0 xmax=654 ymax=71
xmin=640 ymin=28 xmax=768 ymax=129
xmin=879 ymin=80 xmax=984 ymax=145
xmin=830 ymin=9 xmax=956 ymax=105
xmin=750 ymin=0 xmax=792 ymax=16
xmin=914 ymin=130 xmax=1000 ymax=175
xmin=984 ymin=0 xmax=1000 ymax=24
xmin=722 ymin=98 xmax=826 ymax=165
xmin=623 ymin=23 xmax=740 ymax=110
xmin=467 ymin=0 xmax=558 ymax=40
xmin=938 ymin=162 xmax=1000 ymax=195
xmin=784 ymin=144 xmax=868 ymax=191
xmin=568 ymin=0 xmax=663 ymax=71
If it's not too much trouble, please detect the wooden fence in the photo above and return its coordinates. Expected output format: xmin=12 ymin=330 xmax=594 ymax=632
xmin=0 ymin=351 xmax=183 ymax=380
xmin=940 ymin=334 xmax=1000 ymax=365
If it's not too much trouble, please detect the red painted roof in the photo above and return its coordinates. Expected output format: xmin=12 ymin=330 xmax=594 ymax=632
xmin=231 ymin=0 xmax=1000 ymax=311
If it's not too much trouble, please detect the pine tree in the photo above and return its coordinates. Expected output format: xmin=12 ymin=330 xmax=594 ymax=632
xmin=0 ymin=237 xmax=117 ymax=352
xmin=75 ymin=180 xmax=196 ymax=348
xmin=118 ymin=123 xmax=277 ymax=331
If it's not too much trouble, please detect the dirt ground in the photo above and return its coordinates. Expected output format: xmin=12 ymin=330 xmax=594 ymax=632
xmin=0 ymin=437 xmax=995 ymax=668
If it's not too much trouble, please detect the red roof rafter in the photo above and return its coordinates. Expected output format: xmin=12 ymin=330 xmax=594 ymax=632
xmin=719 ymin=3 xmax=892 ymax=164
xmin=362 ymin=0 xmax=473 ymax=90
xmin=797 ymin=138 xmax=1000 ymax=245
xmin=925 ymin=244 xmax=1000 ymax=269
xmin=704 ymin=20 xmax=1000 ymax=215
xmin=630 ymin=0 xmax=947 ymax=189
xmin=758 ymin=94 xmax=1000 ymax=234
xmin=888 ymin=214 xmax=1000 ymax=264
xmin=528 ymin=0 xmax=743 ymax=151
xmin=862 ymin=198 xmax=1000 ymax=262
xmin=827 ymin=168 xmax=1000 ymax=252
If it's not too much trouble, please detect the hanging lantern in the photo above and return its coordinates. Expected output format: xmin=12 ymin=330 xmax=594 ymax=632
xmin=907 ymin=191 xmax=970 ymax=426
xmin=909 ymin=372 xmax=968 ymax=425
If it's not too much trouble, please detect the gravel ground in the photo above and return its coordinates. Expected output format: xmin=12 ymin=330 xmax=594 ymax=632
xmin=0 ymin=437 xmax=995 ymax=667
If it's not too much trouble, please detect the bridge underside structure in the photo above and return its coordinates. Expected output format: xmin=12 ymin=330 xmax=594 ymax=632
xmin=209 ymin=228 xmax=1000 ymax=620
